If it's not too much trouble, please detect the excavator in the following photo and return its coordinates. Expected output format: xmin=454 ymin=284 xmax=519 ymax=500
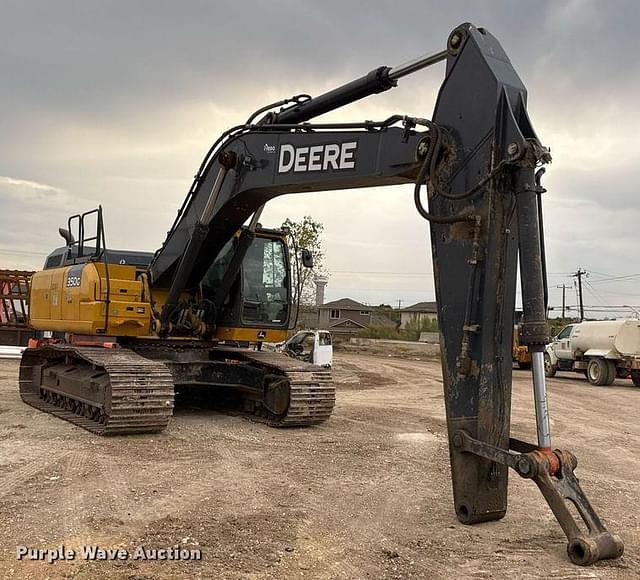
xmin=19 ymin=23 xmax=624 ymax=565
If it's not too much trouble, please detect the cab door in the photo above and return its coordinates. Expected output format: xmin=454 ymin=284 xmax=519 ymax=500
xmin=313 ymin=331 xmax=333 ymax=367
xmin=552 ymin=325 xmax=574 ymax=360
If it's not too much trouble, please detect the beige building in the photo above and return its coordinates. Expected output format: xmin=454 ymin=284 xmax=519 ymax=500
xmin=318 ymin=298 xmax=372 ymax=336
xmin=400 ymin=301 xmax=438 ymax=329
xmin=317 ymin=298 xmax=395 ymax=337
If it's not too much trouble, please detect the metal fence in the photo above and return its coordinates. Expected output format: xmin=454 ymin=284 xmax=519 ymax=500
xmin=0 ymin=270 xmax=34 ymax=346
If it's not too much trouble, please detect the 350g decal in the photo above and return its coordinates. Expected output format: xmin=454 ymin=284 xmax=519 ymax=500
xmin=66 ymin=275 xmax=81 ymax=288
xmin=66 ymin=265 xmax=83 ymax=288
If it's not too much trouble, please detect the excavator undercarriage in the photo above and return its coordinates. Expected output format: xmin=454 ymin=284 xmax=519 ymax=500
xmin=20 ymin=343 xmax=334 ymax=434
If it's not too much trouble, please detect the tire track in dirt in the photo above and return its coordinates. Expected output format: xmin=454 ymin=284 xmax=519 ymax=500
xmin=95 ymin=454 xmax=131 ymax=510
xmin=59 ymin=451 xmax=90 ymax=546
xmin=95 ymin=444 xmax=263 ymax=527
xmin=286 ymin=430 xmax=447 ymax=578
xmin=0 ymin=450 xmax=73 ymax=498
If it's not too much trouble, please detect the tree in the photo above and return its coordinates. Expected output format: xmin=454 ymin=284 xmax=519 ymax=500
xmin=403 ymin=316 xmax=439 ymax=341
xmin=282 ymin=216 xmax=327 ymax=310
xmin=548 ymin=317 xmax=576 ymax=338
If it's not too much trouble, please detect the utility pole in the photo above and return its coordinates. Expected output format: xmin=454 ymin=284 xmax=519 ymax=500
xmin=556 ymin=284 xmax=568 ymax=319
xmin=572 ymin=269 xmax=587 ymax=322
xmin=396 ymin=299 xmax=403 ymax=310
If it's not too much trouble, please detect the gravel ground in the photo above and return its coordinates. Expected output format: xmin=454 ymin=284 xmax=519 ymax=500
xmin=0 ymin=352 xmax=638 ymax=579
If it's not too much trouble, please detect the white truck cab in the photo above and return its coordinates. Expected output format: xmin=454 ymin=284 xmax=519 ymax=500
xmin=280 ymin=330 xmax=333 ymax=367
xmin=550 ymin=324 xmax=575 ymax=362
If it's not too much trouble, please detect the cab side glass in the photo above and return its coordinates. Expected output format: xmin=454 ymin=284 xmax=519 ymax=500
xmin=301 ymin=249 xmax=314 ymax=268
xmin=319 ymin=332 xmax=332 ymax=346
xmin=556 ymin=325 xmax=573 ymax=340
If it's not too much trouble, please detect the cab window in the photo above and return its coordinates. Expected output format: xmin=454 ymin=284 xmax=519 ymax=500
xmin=319 ymin=332 xmax=332 ymax=346
xmin=242 ymin=237 xmax=289 ymax=325
xmin=302 ymin=334 xmax=315 ymax=350
xmin=557 ymin=325 xmax=573 ymax=340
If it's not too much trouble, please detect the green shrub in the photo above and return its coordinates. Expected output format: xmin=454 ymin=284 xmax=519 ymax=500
xmin=548 ymin=318 xmax=577 ymax=338
xmin=402 ymin=317 xmax=439 ymax=341
xmin=357 ymin=317 xmax=439 ymax=341
xmin=356 ymin=325 xmax=401 ymax=339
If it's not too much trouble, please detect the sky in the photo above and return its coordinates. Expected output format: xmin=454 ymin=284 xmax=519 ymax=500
xmin=1 ymin=0 xmax=640 ymax=317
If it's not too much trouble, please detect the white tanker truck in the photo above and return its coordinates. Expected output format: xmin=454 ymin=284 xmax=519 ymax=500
xmin=545 ymin=320 xmax=640 ymax=386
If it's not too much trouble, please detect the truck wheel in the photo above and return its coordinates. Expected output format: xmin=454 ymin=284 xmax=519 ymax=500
xmin=518 ymin=361 xmax=532 ymax=370
xmin=605 ymin=360 xmax=616 ymax=385
xmin=587 ymin=358 xmax=614 ymax=386
xmin=544 ymin=353 xmax=556 ymax=378
xmin=631 ymin=370 xmax=640 ymax=387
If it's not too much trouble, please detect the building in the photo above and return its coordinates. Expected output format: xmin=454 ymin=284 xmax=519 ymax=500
xmin=318 ymin=298 xmax=372 ymax=336
xmin=295 ymin=297 xmax=396 ymax=337
xmin=400 ymin=301 xmax=438 ymax=329
xmin=316 ymin=297 xmax=394 ymax=337
xmin=303 ymin=276 xmax=398 ymax=337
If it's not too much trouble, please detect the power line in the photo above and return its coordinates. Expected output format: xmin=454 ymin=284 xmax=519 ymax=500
xmin=584 ymin=280 xmax=611 ymax=308
xmin=594 ymin=288 xmax=640 ymax=297
xmin=588 ymin=270 xmax=615 ymax=277
xmin=580 ymin=282 xmax=631 ymax=317
xmin=588 ymin=272 xmax=640 ymax=284
xmin=566 ymin=304 xmax=640 ymax=310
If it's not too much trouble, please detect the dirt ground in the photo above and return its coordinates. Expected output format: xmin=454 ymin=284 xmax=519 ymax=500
xmin=0 ymin=352 xmax=638 ymax=580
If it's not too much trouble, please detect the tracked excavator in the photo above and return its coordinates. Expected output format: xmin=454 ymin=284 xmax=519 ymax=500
xmin=19 ymin=23 xmax=624 ymax=565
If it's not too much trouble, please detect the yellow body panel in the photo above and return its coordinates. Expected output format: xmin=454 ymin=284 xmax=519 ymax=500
xmin=29 ymin=229 xmax=291 ymax=342
xmin=513 ymin=345 xmax=531 ymax=364
xmin=512 ymin=326 xmax=531 ymax=364
xmin=29 ymin=262 xmax=150 ymax=336
xmin=215 ymin=326 xmax=288 ymax=343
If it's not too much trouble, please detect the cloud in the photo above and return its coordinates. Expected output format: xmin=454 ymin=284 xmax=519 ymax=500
xmin=0 ymin=1 xmax=639 ymax=310
xmin=0 ymin=175 xmax=65 ymax=197
xmin=0 ymin=175 xmax=73 ymax=238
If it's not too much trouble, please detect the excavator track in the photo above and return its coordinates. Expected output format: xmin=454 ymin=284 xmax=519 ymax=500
xmin=132 ymin=343 xmax=336 ymax=427
xmin=18 ymin=343 xmax=333 ymax=434
xmin=19 ymin=345 xmax=174 ymax=435
xmin=226 ymin=348 xmax=335 ymax=426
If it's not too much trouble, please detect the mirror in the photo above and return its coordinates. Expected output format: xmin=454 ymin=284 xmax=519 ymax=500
xmin=301 ymin=249 xmax=314 ymax=268
xmin=58 ymin=227 xmax=75 ymax=247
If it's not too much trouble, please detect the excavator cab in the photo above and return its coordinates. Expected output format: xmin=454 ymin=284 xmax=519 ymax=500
xmin=33 ymin=208 xmax=295 ymax=344
xmin=201 ymin=227 xmax=292 ymax=339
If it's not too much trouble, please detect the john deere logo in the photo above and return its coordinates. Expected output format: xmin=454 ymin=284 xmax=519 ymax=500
xmin=257 ymin=330 xmax=267 ymax=339
xmin=277 ymin=141 xmax=357 ymax=173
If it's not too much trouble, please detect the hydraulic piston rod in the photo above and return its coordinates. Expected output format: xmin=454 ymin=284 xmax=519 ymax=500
xmin=531 ymin=350 xmax=551 ymax=448
xmin=388 ymin=49 xmax=448 ymax=80
xmin=512 ymin=140 xmax=553 ymax=449
xmin=274 ymin=49 xmax=448 ymax=125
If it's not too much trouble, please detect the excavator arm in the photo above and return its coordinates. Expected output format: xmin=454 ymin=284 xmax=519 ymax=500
xmin=151 ymin=125 xmax=426 ymax=286
xmin=148 ymin=22 xmax=623 ymax=564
